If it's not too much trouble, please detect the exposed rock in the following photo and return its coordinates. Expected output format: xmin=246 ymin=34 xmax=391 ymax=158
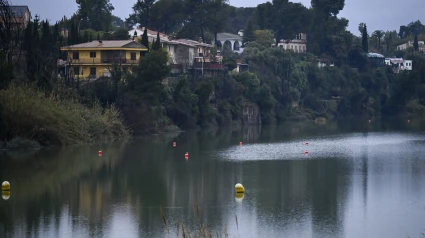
xmin=242 ymin=103 xmax=261 ymax=125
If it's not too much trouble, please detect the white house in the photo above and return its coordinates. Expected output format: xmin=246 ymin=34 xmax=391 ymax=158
xmin=276 ymin=33 xmax=307 ymax=53
xmin=396 ymin=40 xmax=425 ymax=51
xmin=213 ymin=33 xmax=244 ymax=54
xmin=385 ymin=58 xmax=413 ymax=73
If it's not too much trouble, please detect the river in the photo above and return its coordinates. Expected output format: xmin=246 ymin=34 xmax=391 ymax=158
xmin=1 ymin=118 xmax=425 ymax=238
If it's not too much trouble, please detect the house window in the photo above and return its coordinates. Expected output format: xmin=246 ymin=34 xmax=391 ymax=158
xmin=73 ymin=66 xmax=79 ymax=75
xmin=90 ymin=67 xmax=96 ymax=76
xmin=131 ymin=52 xmax=137 ymax=60
xmin=90 ymin=52 xmax=96 ymax=58
xmin=72 ymin=52 xmax=79 ymax=60
xmin=122 ymin=67 xmax=128 ymax=73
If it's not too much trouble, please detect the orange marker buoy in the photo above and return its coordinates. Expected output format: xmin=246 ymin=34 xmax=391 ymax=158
xmin=173 ymin=142 xmax=176 ymax=147
xmin=184 ymin=152 xmax=189 ymax=159
xmin=239 ymin=142 xmax=243 ymax=146
xmin=98 ymin=150 xmax=103 ymax=156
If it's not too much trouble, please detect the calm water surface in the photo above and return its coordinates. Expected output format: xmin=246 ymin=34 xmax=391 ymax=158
xmin=1 ymin=119 xmax=425 ymax=238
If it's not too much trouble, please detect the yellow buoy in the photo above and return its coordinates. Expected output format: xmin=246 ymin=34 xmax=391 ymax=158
xmin=2 ymin=181 xmax=10 ymax=191
xmin=235 ymin=183 xmax=244 ymax=193
xmin=235 ymin=193 xmax=244 ymax=202
xmin=2 ymin=191 xmax=10 ymax=200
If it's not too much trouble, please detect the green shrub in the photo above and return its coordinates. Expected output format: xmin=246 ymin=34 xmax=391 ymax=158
xmin=0 ymin=85 xmax=128 ymax=145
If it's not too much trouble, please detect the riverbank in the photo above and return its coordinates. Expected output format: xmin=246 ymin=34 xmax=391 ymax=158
xmin=0 ymin=85 xmax=129 ymax=147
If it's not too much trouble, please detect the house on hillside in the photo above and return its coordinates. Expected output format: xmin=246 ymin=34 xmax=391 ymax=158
xmin=129 ymin=27 xmax=169 ymax=43
xmin=213 ymin=33 xmax=243 ymax=54
xmin=367 ymin=52 xmax=385 ymax=67
xmin=60 ymin=40 xmax=148 ymax=78
xmin=385 ymin=57 xmax=412 ymax=73
xmin=0 ymin=5 xmax=31 ymax=29
xmin=396 ymin=40 xmax=425 ymax=51
xmin=276 ymin=33 xmax=307 ymax=53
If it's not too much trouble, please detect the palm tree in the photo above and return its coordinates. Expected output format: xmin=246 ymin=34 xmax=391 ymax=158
xmin=372 ymin=30 xmax=384 ymax=53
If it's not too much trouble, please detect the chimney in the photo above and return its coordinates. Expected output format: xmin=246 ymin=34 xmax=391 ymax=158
xmin=98 ymin=40 xmax=103 ymax=46
xmin=198 ymin=37 xmax=202 ymax=43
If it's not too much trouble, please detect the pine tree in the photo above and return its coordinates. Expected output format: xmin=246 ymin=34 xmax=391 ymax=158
xmin=243 ymin=19 xmax=255 ymax=46
xmin=413 ymin=34 xmax=419 ymax=51
xmin=362 ymin=25 xmax=368 ymax=53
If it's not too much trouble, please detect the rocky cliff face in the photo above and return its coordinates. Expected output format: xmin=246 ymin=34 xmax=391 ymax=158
xmin=242 ymin=103 xmax=261 ymax=125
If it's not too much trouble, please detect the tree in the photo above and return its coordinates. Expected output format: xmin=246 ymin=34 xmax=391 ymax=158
xmin=149 ymin=0 xmax=185 ymax=34
xmin=362 ymin=24 xmax=368 ymax=52
xmin=152 ymin=32 xmax=161 ymax=50
xmin=372 ymin=30 xmax=384 ymax=52
xmin=112 ymin=28 xmax=131 ymax=40
xmin=358 ymin=22 xmax=366 ymax=35
xmin=76 ymin=0 xmax=114 ymax=31
xmin=254 ymin=30 xmax=274 ymax=48
xmin=243 ymin=18 xmax=255 ymax=45
xmin=414 ymin=34 xmax=419 ymax=51
xmin=311 ymin=0 xmax=345 ymax=17
xmin=269 ymin=0 xmax=310 ymax=46
xmin=141 ymin=28 xmax=149 ymax=52
xmin=126 ymin=49 xmax=170 ymax=105
xmin=383 ymin=30 xmax=397 ymax=53
xmin=126 ymin=0 xmax=156 ymax=28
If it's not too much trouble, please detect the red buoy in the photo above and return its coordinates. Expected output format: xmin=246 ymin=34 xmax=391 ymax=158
xmin=98 ymin=150 xmax=103 ymax=157
xmin=173 ymin=142 xmax=176 ymax=147
xmin=239 ymin=142 xmax=243 ymax=146
xmin=184 ymin=152 xmax=189 ymax=159
xmin=305 ymin=150 xmax=309 ymax=154
xmin=306 ymin=142 xmax=309 ymax=145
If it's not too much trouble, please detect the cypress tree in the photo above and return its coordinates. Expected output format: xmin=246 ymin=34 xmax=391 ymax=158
xmin=413 ymin=34 xmax=419 ymax=51
xmin=362 ymin=25 xmax=368 ymax=53
xmin=153 ymin=32 xmax=161 ymax=50
xmin=141 ymin=28 xmax=149 ymax=52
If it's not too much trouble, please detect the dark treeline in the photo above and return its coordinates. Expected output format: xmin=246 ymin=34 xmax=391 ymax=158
xmin=1 ymin=0 xmax=425 ymax=147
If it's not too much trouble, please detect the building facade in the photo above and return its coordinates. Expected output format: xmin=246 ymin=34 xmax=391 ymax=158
xmin=396 ymin=41 xmax=425 ymax=51
xmin=0 ymin=5 xmax=31 ymax=29
xmin=276 ymin=33 xmax=307 ymax=53
xmin=385 ymin=58 xmax=413 ymax=73
xmin=214 ymin=33 xmax=243 ymax=54
xmin=60 ymin=40 xmax=148 ymax=79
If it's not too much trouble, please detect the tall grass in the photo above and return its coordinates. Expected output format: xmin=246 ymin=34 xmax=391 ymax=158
xmin=160 ymin=203 xmax=238 ymax=238
xmin=0 ymin=84 xmax=129 ymax=145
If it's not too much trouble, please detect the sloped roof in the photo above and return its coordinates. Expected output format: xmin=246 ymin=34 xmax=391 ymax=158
xmin=172 ymin=39 xmax=213 ymax=48
xmin=367 ymin=52 xmax=385 ymax=58
xmin=3 ymin=6 xmax=29 ymax=17
xmin=61 ymin=40 xmax=148 ymax=50
xmin=217 ymin=33 xmax=242 ymax=41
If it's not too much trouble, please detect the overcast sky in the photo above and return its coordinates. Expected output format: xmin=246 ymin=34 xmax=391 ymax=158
xmin=10 ymin=0 xmax=425 ymax=35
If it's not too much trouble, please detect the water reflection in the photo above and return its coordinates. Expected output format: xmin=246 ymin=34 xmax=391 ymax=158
xmin=1 ymin=119 xmax=425 ymax=237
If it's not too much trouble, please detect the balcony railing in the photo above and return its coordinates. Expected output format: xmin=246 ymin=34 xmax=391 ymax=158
xmin=69 ymin=58 xmax=139 ymax=65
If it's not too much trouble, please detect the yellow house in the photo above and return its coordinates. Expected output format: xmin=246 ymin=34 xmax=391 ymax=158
xmin=60 ymin=40 xmax=148 ymax=79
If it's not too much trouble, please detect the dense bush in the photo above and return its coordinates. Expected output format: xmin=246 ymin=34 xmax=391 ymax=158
xmin=0 ymin=85 xmax=128 ymax=145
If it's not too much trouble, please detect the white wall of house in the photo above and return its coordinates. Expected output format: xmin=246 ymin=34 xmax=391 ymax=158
xmin=397 ymin=41 xmax=425 ymax=50
xmin=277 ymin=42 xmax=307 ymax=53
xmin=385 ymin=58 xmax=413 ymax=72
